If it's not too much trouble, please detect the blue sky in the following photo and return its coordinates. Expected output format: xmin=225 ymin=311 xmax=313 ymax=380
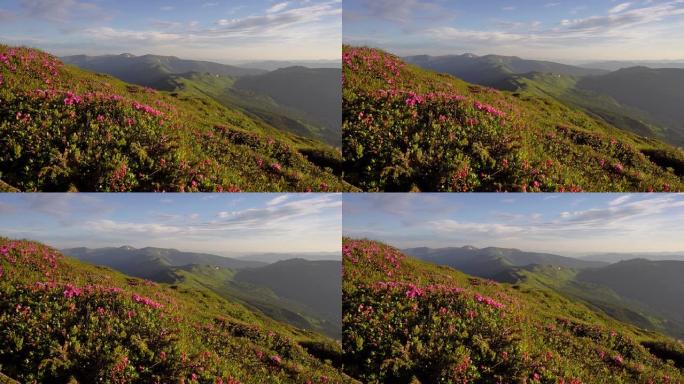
xmin=343 ymin=194 xmax=684 ymax=255
xmin=344 ymin=0 xmax=684 ymax=62
xmin=0 ymin=194 xmax=342 ymax=256
xmin=0 ymin=0 xmax=341 ymax=61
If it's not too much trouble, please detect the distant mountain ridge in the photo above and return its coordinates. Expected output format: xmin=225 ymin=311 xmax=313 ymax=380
xmin=63 ymin=246 xmax=265 ymax=280
xmin=239 ymin=60 xmax=341 ymax=71
xmin=403 ymin=245 xmax=606 ymax=278
xmin=61 ymin=53 xmax=265 ymax=87
xmin=404 ymin=53 xmax=607 ymax=86
xmin=581 ymin=251 xmax=684 ymax=263
xmin=580 ymin=60 xmax=684 ymax=71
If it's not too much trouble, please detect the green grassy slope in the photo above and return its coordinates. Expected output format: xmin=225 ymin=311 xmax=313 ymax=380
xmin=342 ymin=238 xmax=684 ymax=383
xmin=0 ymin=45 xmax=351 ymax=191
xmin=577 ymin=67 xmax=684 ymax=140
xmin=500 ymin=265 xmax=684 ymax=339
xmin=342 ymin=46 xmax=684 ymax=192
xmin=162 ymin=72 xmax=340 ymax=147
xmin=159 ymin=263 xmax=341 ymax=339
xmin=497 ymin=72 xmax=684 ymax=147
xmin=0 ymin=237 xmax=355 ymax=383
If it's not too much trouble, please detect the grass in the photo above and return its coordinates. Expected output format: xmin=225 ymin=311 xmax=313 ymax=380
xmin=342 ymin=238 xmax=684 ymax=383
xmin=342 ymin=46 xmax=684 ymax=192
xmin=0 ymin=44 xmax=352 ymax=192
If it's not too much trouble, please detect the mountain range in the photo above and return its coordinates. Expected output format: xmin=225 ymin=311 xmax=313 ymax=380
xmin=0 ymin=237 xmax=354 ymax=383
xmin=403 ymin=53 xmax=607 ymax=86
xmin=343 ymin=46 xmax=684 ymax=192
xmin=63 ymin=246 xmax=342 ymax=338
xmin=403 ymin=245 xmax=606 ymax=278
xmin=238 ymin=59 xmax=341 ymax=71
xmin=61 ymin=53 xmax=266 ymax=87
xmin=579 ymin=60 xmax=684 ymax=71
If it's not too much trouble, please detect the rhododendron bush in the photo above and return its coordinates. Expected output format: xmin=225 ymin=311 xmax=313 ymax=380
xmin=341 ymin=238 xmax=684 ymax=384
xmin=342 ymin=46 xmax=684 ymax=192
xmin=0 ymin=45 xmax=351 ymax=192
xmin=0 ymin=237 xmax=354 ymax=383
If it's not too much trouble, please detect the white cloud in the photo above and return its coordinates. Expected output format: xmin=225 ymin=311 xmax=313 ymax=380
xmin=267 ymin=1 xmax=290 ymax=13
xmin=346 ymin=0 xmax=684 ymax=61
xmin=609 ymin=2 xmax=632 ymax=13
xmin=609 ymin=195 xmax=631 ymax=206
xmin=267 ymin=195 xmax=290 ymax=206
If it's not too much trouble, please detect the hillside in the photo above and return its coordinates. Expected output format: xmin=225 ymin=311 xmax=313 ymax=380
xmin=234 ymin=67 xmax=341 ymax=142
xmin=235 ymin=259 xmax=342 ymax=331
xmin=342 ymin=46 xmax=684 ymax=192
xmin=0 ymin=237 xmax=355 ymax=383
xmin=342 ymin=238 xmax=684 ymax=383
xmin=496 ymin=72 xmax=679 ymax=144
xmin=577 ymin=67 xmax=684 ymax=142
xmin=0 ymin=44 xmax=351 ymax=191
xmin=61 ymin=53 xmax=265 ymax=87
xmin=577 ymin=259 xmax=684 ymax=337
xmin=403 ymin=246 xmax=605 ymax=279
xmin=404 ymin=53 xmax=606 ymax=86
xmin=502 ymin=264 xmax=684 ymax=340
xmin=64 ymin=247 xmax=341 ymax=338
xmin=161 ymin=70 xmax=341 ymax=147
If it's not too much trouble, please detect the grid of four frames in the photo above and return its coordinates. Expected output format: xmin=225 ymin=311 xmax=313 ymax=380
xmin=1 ymin=0 xmax=684 ymax=383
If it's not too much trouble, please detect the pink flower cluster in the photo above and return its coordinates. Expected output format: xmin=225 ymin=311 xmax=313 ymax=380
xmin=64 ymin=91 xmax=82 ymax=106
xmin=474 ymin=101 xmax=505 ymax=118
xmin=132 ymin=101 xmax=163 ymax=117
xmin=405 ymin=284 xmax=424 ymax=299
xmin=131 ymin=293 xmax=163 ymax=309
xmin=405 ymin=92 xmax=425 ymax=107
xmin=63 ymin=284 xmax=83 ymax=298
xmin=474 ymin=293 xmax=505 ymax=309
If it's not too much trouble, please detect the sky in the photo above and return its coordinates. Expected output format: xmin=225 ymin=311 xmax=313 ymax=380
xmin=343 ymin=0 xmax=684 ymax=62
xmin=343 ymin=194 xmax=684 ymax=256
xmin=0 ymin=0 xmax=341 ymax=61
xmin=0 ymin=193 xmax=342 ymax=257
